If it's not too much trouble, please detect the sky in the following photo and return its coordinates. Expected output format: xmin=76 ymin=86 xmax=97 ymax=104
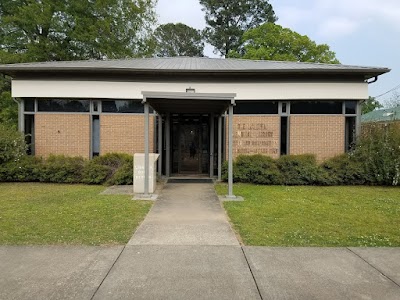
xmin=156 ymin=0 xmax=400 ymax=105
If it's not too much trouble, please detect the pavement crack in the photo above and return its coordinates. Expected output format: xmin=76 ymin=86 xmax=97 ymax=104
xmin=90 ymin=245 xmax=126 ymax=300
xmin=241 ymin=247 xmax=264 ymax=300
xmin=346 ymin=247 xmax=400 ymax=289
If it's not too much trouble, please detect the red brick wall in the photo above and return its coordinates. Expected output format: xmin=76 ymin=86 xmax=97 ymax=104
xmin=100 ymin=115 xmax=155 ymax=155
xmin=35 ymin=114 xmax=90 ymax=158
xmin=289 ymin=116 xmax=345 ymax=162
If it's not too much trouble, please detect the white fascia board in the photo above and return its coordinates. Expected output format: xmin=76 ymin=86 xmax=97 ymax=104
xmin=12 ymin=79 xmax=368 ymax=100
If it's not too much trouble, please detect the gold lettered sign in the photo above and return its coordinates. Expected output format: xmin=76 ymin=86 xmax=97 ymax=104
xmin=235 ymin=123 xmax=279 ymax=155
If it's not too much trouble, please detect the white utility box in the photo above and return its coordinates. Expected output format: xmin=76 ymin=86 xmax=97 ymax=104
xmin=133 ymin=153 xmax=160 ymax=194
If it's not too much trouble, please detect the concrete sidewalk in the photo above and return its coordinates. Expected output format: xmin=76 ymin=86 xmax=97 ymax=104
xmin=1 ymin=182 xmax=400 ymax=299
xmin=1 ymin=246 xmax=400 ymax=299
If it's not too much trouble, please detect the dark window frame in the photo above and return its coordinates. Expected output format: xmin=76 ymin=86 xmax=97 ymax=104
xmin=290 ymin=101 xmax=343 ymax=115
xmin=37 ymin=99 xmax=90 ymax=112
xmin=234 ymin=101 xmax=279 ymax=115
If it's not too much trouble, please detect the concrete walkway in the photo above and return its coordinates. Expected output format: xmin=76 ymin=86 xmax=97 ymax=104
xmin=128 ymin=183 xmax=239 ymax=246
xmin=1 ymin=182 xmax=400 ymax=299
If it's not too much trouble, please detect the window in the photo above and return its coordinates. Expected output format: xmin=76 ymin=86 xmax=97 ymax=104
xmin=234 ymin=101 xmax=278 ymax=114
xmin=280 ymin=117 xmax=288 ymax=155
xmin=291 ymin=101 xmax=343 ymax=114
xmin=345 ymin=101 xmax=357 ymax=115
xmin=24 ymin=99 xmax=35 ymax=112
xmin=282 ymin=103 xmax=287 ymax=114
xmin=345 ymin=117 xmax=356 ymax=151
xmin=24 ymin=115 xmax=35 ymax=155
xmin=102 ymin=100 xmax=144 ymax=113
xmin=38 ymin=99 xmax=90 ymax=112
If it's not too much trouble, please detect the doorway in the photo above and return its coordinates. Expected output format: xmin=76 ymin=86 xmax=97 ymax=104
xmin=171 ymin=114 xmax=210 ymax=175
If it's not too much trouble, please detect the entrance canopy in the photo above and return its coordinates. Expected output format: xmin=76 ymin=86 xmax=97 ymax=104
xmin=142 ymin=91 xmax=236 ymax=114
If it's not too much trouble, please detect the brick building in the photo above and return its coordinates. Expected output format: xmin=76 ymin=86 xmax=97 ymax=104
xmin=0 ymin=57 xmax=389 ymax=196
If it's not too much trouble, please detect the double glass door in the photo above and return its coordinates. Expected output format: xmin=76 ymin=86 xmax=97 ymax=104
xmin=171 ymin=114 xmax=209 ymax=175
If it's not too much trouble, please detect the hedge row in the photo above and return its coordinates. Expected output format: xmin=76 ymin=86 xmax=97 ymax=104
xmin=222 ymin=123 xmax=400 ymax=186
xmin=0 ymin=153 xmax=133 ymax=185
xmin=221 ymin=154 xmax=366 ymax=186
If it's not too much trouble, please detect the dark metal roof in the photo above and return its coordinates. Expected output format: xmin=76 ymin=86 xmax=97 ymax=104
xmin=0 ymin=57 xmax=390 ymax=79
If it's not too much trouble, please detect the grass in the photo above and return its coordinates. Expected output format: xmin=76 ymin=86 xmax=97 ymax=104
xmin=0 ymin=183 xmax=152 ymax=245
xmin=216 ymin=183 xmax=400 ymax=247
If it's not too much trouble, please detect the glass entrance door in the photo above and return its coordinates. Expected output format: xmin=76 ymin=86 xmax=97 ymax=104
xmin=171 ymin=114 xmax=209 ymax=175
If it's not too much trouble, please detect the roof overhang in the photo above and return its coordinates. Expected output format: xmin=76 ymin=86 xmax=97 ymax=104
xmin=0 ymin=57 xmax=391 ymax=81
xmin=142 ymin=91 xmax=236 ymax=115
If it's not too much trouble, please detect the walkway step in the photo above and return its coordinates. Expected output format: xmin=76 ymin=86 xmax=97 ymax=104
xmin=167 ymin=178 xmax=214 ymax=184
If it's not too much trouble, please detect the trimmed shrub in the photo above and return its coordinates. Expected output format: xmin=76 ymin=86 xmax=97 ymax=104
xmin=107 ymin=162 xmax=133 ymax=185
xmin=0 ymin=125 xmax=26 ymax=164
xmin=0 ymin=156 xmax=43 ymax=182
xmin=40 ymin=155 xmax=85 ymax=183
xmin=222 ymin=154 xmax=283 ymax=185
xmin=81 ymin=163 xmax=112 ymax=184
xmin=276 ymin=154 xmax=324 ymax=185
xmin=0 ymin=152 xmax=134 ymax=185
xmin=321 ymin=154 xmax=366 ymax=185
xmin=82 ymin=153 xmax=133 ymax=185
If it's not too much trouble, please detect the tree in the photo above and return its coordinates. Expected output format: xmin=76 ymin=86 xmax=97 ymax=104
xmin=383 ymin=91 xmax=400 ymax=108
xmin=0 ymin=0 xmax=157 ymax=62
xmin=362 ymin=97 xmax=383 ymax=114
xmin=228 ymin=23 xmax=340 ymax=64
xmin=0 ymin=0 xmax=158 ymax=128
xmin=0 ymin=76 xmax=17 ymax=129
xmin=200 ymin=0 xmax=277 ymax=57
xmin=153 ymin=23 xmax=204 ymax=57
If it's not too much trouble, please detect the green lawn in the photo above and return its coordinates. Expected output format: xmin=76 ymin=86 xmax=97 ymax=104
xmin=216 ymin=184 xmax=400 ymax=247
xmin=0 ymin=183 xmax=151 ymax=245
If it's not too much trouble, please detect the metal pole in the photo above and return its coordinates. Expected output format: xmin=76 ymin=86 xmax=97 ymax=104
xmin=158 ymin=114 xmax=162 ymax=176
xmin=144 ymin=102 xmax=150 ymax=196
xmin=356 ymin=101 xmax=362 ymax=138
xmin=13 ymin=98 xmax=24 ymax=133
xmin=228 ymin=105 xmax=235 ymax=198
xmin=209 ymin=113 xmax=215 ymax=177
xmin=165 ymin=113 xmax=171 ymax=177
xmin=218 ymin=115 xmax=222 ymax=181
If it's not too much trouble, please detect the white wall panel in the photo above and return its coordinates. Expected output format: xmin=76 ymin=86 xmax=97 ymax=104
xmin=12 ymin=79 xmax=368 ymax=100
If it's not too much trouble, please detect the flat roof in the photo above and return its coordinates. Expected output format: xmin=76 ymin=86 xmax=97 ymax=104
xmin=0 ymin=57 xmax=390 ymax=80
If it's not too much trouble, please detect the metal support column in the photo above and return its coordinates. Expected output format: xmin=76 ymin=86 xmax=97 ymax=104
xmin=165 ymin=113 xmax=171 ymax=177
xmin=356 ymin=101 xmax=362 ymax=138
xmin=158 ymin=114 xmax=163 ymax=176
xmin=209 ymin=113 xmax=215 ymax=177
xmin=228 ymin=105 xmax=235 ymax=198
xmin=218 ymin=115 xmax=222 ymax=181
xmin=144 ymin=102 xmax=150 ymax=196
xmin=13 ymin=98 xmax=24 ymax=133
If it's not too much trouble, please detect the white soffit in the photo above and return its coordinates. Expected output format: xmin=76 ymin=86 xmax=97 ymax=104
xmin=12 ymin=80 xmax=368 ymax=100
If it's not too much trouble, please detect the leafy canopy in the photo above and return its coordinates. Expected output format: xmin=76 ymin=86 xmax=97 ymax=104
xmin=229 ymin=23 xmax=340 ymax=64
xmin=362 ymin=97 xmax=383 ymax=114
xmin=0 ymin=0 xmax=157 ymax=62
xmin=0 ymin=0 xmax=157 ymax=128
xmin=153 ymin=23 xmax=204 ymax=57
xmin=200 ymin=0 xmax=277 ymax=56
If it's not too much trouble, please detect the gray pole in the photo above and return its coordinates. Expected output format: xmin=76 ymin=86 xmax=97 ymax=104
xmin=228 ymin=105 xmax=235 ymax=198
xmin=165 ymin=113 xmax=171 ymax=177
xmin=144 ymin=102 xmax=150 ymax=196
xmin=209 ymin=113 xmax=215 ymax=177
xmin=356 ymin=100 xmax=362 ymax=138
xmin=218 ymin=115 xmax=222 ymax=181
xmin=13 ymin=98 xmax=24 ymax=133
xmin=158 ymin=114 xmax=163 ymax=176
